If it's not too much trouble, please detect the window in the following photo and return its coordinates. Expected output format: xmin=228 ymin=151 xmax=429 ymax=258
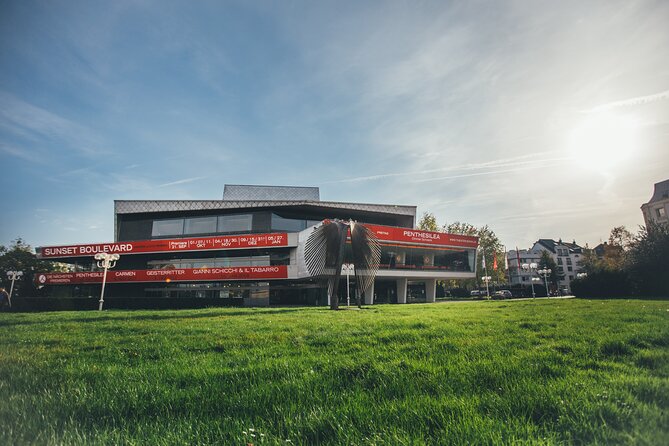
xmin=271 ymin=214 xmax=307 ymax=232
xmin=657 ymin=207 xmax=667 ymax=218
xmin=568 ymin=266 xmax=573 ymax=272
xmin=566 ymin=258 xmax=572 ymax=265
xmin=184 ymin=216 xmax=217 ymax=235
xmin=557 ymin=258 xmax=563 ymax=265
xmin=152 ymin=219 xmax=184 ymax=237
xmin=218 ymin=214 xmax=252 ymax=233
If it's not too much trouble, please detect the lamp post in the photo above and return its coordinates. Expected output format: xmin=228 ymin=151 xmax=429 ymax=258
xmin=481 ymin=276 xmax=492 ymax=298
xmin=6 ymin=270 xmax=23 ymax=308
xmin=576 ymin=272 xmax=588 ymax=279
xmin=342 ymin=263 xmax=354 ymax=307
xmin=522 ymin=262 xmax=538 ymax=298
xmin=95 ymin=253 xmax=120 ymax=311
xmin=537 ymin=268 xmax=552 ymax=298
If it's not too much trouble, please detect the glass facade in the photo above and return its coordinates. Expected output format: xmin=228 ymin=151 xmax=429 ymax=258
xmin=218 ymin=214 xmax=252 ymax=233
xmin=271 ymin=214 xmax=321 ymax=232
xmin=184 ymin=216 xmax=217 ymax=235
xmin=146 ymin=250 xmax=290 ymax=269
xmin=151 ymin=219 xmax=184 ymax=237
xmin=377 ymin=246 xmax=474 ymax=271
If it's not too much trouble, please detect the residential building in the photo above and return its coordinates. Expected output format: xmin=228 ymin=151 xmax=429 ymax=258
xmin=641 ymin=179 xmax=669 ymax=228
xmin=508 ymin=239 xmax=585 ymax=292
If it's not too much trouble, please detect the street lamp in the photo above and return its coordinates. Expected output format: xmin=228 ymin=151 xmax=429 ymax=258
xmin=522 ymin=262 xmax=538 ymax=298
xmin=537 ymin=268 xmax=552 ymax=298
xmin=6 ymin=270 xmax=23 ymax=308
xmin=481 ymin=276 xmax=492 ymax=298
xmin=95 ymin=253 xmax=120 ymax=311
xmin=576 ymin=272 xmax=588 ymax=279
xmin=342 ymin=263 xmax=354 ymax=307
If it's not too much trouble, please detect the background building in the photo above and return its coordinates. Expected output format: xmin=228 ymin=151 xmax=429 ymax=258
xmin=35 ymin=185 xmax=479 ymax=307
xmin=508 ymin=239 xmax=585 ymax=292
xmin=641 ymin=179 xmax=669 ymax=228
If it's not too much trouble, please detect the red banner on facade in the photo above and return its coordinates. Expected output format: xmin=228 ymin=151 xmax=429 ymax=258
xmin=36 ymin=233 xmax=289 ymax=259
xmin=364 ymin=224 xmax=478 ymax=248
xmin=35 ymin=265 xmax=289 ymax=285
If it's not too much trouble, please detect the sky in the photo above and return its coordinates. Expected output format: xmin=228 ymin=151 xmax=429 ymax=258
xmin=1 ymin=0 xmax=668 ymax=251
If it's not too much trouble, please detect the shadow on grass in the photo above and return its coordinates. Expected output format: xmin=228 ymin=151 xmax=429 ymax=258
xmin=0 ymin=307 xmax=306 ymax=327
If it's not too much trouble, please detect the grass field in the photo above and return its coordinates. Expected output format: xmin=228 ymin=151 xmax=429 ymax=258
xmin=1 ymin=299 xmax=668 ymax=445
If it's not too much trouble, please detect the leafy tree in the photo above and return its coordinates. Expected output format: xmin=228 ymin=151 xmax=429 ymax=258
xmin=0 ymin=238 xmax=67 ymax=297
xmin=538 ymin=251 xmax=559 ymax=286
xmin=625 ymin=223 xmax=669 ymax=296
xmin=609 ymin=226 xmax=633 ymax=250
xmin=581 ymin=226 xmax=633 ymax=273
xmin=417 ymin=212 xmax=439 ymax=231
xmin=444 ymin=222 xmax=507 ymax=285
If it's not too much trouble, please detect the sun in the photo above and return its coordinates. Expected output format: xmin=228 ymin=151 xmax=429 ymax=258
xmin=567 ymin=112 xmax=641 ymax=171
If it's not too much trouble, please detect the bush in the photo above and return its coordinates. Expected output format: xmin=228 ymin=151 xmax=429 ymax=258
xmin=448 ymin=287 xmax=470 ymax=298
xmin=571 ymin=270 xmax=630 ymax=298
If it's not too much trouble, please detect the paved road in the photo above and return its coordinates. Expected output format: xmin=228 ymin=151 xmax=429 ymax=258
xmin=436 ymin=295 xmax=575 ymax=304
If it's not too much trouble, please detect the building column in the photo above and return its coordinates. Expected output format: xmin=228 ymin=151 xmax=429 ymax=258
xmin=397 ymin=278 xmax=408 ymax=304
xmin=425 ymin=278 xmax=436 ymax=303
xmin=364 ymin=280 xmax=375 ymax=305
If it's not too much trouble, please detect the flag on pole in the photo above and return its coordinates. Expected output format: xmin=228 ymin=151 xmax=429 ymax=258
xmin=493 ymin=251 xmax=498 ymax=271
xmin=504 ymin=251 xmax=509 ymax=270
xmin=481 ymin=249 xmax=486 ymax=269
xmin=516 ymin=246 xmax=521 ymax=271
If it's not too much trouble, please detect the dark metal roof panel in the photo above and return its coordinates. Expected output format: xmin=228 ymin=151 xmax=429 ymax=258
xmin=223 ymin=185 xmax=320 ymax=201
xmin=114 ymin=200 xmax=416 ymax=217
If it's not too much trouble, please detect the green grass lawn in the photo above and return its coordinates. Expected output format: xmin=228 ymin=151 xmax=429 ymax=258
xmin=1 ymin=299 xmax=667 ymax=445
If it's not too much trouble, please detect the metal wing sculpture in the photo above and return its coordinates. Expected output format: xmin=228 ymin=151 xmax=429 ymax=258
xmin=304 ymin=219 xmax=381 ymax=309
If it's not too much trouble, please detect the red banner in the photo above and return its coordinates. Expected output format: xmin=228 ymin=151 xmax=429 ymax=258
xmin=37 ymin=233 xmax=289 ymax=259
xmin=364 ymin=224 xmax=478 ymax=248
xmin=35 ymin=265 xmax=288 ymax=285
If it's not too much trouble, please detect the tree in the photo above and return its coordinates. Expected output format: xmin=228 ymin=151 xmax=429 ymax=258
xmin=444 ymin=222 xmax=507 ymax=285
xmin=0 ymin=238 xmax=67 ymax=298
xmin=417 ymin=212 xmax=439 ymax=231
xmin=581 ymin=226 xmax=633 ymax=273
xmin=538 ymin=251 xmax=559 ymax=286
xmin=625 ymin=222 xmax=669 ymax=296
xmin=609 ymin=226 xmax=633 ymax=250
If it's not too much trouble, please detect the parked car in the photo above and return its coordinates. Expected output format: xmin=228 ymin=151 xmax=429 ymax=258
xmin=493 ymin=289 xmax=512 ymax=299
xmin=470 ymin=290 xmax=481 ymax=297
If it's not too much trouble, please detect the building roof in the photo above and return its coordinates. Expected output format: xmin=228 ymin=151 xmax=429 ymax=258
xmin=535 ymin=239 xmax=583 ymax=254
xmin=644 ymin=179 xmax=669 ymax=205
xmin=223 ymin=185 xmax=320 ymax=201
xmin=114 ymin=199 xmax=417 ymax=217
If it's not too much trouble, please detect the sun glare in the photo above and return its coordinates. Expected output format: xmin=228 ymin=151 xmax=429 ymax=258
xmin=567 ymin=112 xmax=640 ymax=171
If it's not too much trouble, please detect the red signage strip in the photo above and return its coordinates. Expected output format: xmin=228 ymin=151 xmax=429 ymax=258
xmin=36 ymin=266 xmax=288 ymax=285
xmin=364 ymin=224 xmax=478 ymax=248
xmin=37 ymin=233 xmax=289 ymax=259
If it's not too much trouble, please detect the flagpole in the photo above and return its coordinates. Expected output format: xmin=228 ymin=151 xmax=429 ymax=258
xmin=504 ymin=245 xmax=511 ymax=285
xmin=482 ymin=248 xmax=490 ymax=298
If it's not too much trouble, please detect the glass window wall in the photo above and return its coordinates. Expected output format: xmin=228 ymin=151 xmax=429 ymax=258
xmin=218 ymin=214 xmax=252 ymax=233
xmin=271 ymin=214 xmax=307 ymax=232
xmin=377 ymin=245 xmax=474 ymax=272
xmin=184 ymin=216 xmax=217 ymax=235
xmin=152 ymin=219 xmax=184 ymax=237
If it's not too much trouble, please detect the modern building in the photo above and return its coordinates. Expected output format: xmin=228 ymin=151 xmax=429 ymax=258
xmin=641 ymin=179 xmax=669 ymax=228
xmin=507 ymin=238 xmax=585 ymax=292
xmin=35 ymin=185 xmax=479 ymax=306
